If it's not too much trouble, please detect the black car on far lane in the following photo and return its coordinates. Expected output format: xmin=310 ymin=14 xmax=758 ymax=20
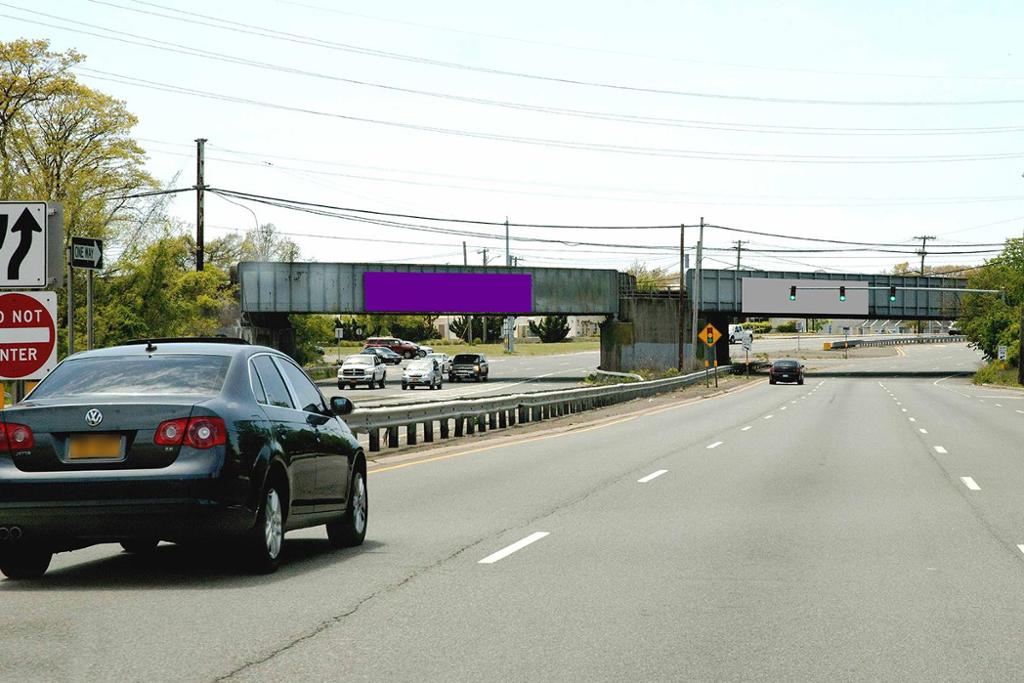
xmin=359 ymin=346 xmax=404 ymax=365
xmin=769 ymin=358 xmax=805 ymax=385
xmin=0 ymin=339 xmax=368 ymax=579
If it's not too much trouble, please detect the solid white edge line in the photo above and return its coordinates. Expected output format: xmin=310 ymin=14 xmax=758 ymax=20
xmin=960 ymin=476 xmax=981 ymax=491
xmin=707 ymin=441 xmax=723 ymax=449
xmin=934 ymin=446 xmax=948 ymax=454
xmin=478 ymin=532 xmax=550 ymax=564
xmin=919 ymin=428 xmax=928 ymax=434
xmin=638 ymin=469 xmax=668 ymax=484
xmin=740 ymin=426 xmax=752 ymax=431
xmin=764 ymin=415 xmax=774 ymax=420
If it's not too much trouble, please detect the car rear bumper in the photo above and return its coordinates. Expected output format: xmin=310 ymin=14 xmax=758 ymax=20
xmin=0 ymin=474 xmax=255 ymax=548
xmin=0 ymin=499 xmax=255 ymax=548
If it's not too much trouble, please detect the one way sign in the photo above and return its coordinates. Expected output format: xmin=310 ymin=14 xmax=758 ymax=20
xmin=71 ymin=237 xmax=103 ymax=270
xmin=0 ymin=202 xmax=47 ymax=288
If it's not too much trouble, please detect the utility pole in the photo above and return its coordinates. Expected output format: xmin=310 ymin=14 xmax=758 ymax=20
xmin=733 ymin=240 xmax=746 ymax=270
xmin=1019 ymin=307 xmax=1024 ymax=386
xmin=690 ymin=217 xmax=704 ymax=368
xmin=463 ymin=241 xmax=472 ymax=344
xmin=479 ymin=248 xmax=490 ymax=343
xmin=678 ymin=223 xmax=686 ymax=371
xmin=914 ymin=235 xmax=935 ymax=275
xmin=66 ymin=246 xmax=74 ymax=355
xmin=914 ymin=235 xmax=935 ymax=335
xmin=195 ymin=138 xmax=207 ymax=272
xmin=505 ymin=217 xmax=515 ymax=353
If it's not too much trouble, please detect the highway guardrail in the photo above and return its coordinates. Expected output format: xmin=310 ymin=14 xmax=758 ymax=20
xmin=825 ymin=335 xmax=966 ymax=350
xmin=346 ymin=365 xmax=742 ymax=452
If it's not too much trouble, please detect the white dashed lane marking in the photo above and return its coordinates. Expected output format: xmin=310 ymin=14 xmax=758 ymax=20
xmin=934 ymin=446 xmax=948 ymax=454
xmin=706 ymin=441 xmax=723 ymax=450
xmin=960 ymin=477 xmax=981 ymax=491
xmin=478 ymin=532 xmax=550 ymax=564
xmin=637 ymin=470 xmax=668 ymax=484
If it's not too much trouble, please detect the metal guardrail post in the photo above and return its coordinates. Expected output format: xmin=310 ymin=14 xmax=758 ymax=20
xmin=369 ymin=429 xmax=380 ymax=452
xmin=424 ymin=421 xmax=434 ymax=443
xmin=406 ymin=424 xmax=417 ymax=446
xmin=387 ymin=425 xmax=399 ymax=449
xmin=477 ymin=414 xmax=487 ymax=432
xmin=455 ymin=417 xmax=464 ymax=437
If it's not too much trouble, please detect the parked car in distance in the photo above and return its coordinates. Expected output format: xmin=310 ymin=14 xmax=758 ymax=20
xmin=0 ymin=338 xmax=367 ymax=579
xmin=338 ymin=354 xmax=386 ymax=389
xmin=948 ymin=322 xmax=963 ymax=335
xmin=449 ymin=353 xmax=489 ymax=382
xmin=418 ymin=345 xmax=435 ymax=356
xmin=426 ymin=352 xmax=452 ymax=374
xmin=364 ymin=337 xmax=421 ymax=359
xmin=769 ymin=358 xmax=804 ymax=385
xmin=729 ymin=324 xmax=754 ymax=345
xmin=402 ymin=359 xmax=443 ymax=390
xmin=359 ymin=346 xmax=404 ymax=365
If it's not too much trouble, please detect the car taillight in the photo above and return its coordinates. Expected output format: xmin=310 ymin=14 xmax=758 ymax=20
xmin=155 ymin=417 xmax=226 ymax=449
xmin=0 ymin=423 xmax=34 ymax=452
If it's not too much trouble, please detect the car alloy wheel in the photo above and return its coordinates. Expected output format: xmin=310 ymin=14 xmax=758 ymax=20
xmin=263 ymin=488 xmax=283 ymax=561
xmin=327 ymin=470 xmax=368 ymax=548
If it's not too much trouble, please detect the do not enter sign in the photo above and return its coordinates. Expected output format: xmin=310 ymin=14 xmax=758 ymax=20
xmin=0 ymin=291 xmax=57 ymax=380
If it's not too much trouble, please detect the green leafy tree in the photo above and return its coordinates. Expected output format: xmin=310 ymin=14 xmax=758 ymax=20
xmin=0 ymin=39 xmax=81 ymax=198
xmin=529 ymin=315 xmax=571 ymax=343
xmin=627 ymin=261 xmax=674 ymax=292
xmin=449 ymin=315 xmax=503 ymax=342
xmin=961 ymin=238 xmax=1024 ymax=366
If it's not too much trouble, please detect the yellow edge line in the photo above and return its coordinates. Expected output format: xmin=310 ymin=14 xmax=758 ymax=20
xmin=370 ymin=376 xmax=766 ymax=475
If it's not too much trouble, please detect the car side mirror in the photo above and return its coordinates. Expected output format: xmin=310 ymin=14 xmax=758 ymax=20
xmin=330 ymin=396 xmax=354 ymax=416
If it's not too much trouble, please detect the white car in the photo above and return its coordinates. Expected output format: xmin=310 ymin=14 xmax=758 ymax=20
xmin=426 ymin=352 xmax=452 ymax=374
xmin=338 ymin=354 xmax=387 ymax=389
xmin=728 ymin=324 xmax=754 ymax=345
xmin=402 ymin=359 xmax=443 ymax=390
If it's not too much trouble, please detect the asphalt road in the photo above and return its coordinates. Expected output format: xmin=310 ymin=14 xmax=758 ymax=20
xmin=322 ymin=351 xmax=599 ymax=407
xmin=8 ymin=342 xmax=1023 ymax=682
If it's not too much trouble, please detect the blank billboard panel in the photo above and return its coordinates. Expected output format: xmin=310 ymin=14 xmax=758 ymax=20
xmin=741 ymin=278 xmax=868 ymax=316
xmin=364 ymin=271 xmax=533 ymax=313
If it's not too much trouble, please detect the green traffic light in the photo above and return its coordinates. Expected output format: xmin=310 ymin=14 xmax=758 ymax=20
xmin=788 ymin=295 xmax=796 ymax=301
xmin=839 ymin=294 xmax=846 ymax=301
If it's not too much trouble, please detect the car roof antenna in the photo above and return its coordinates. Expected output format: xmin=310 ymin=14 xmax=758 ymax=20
xmin=145 ymin=340 xmax=157 ymax=352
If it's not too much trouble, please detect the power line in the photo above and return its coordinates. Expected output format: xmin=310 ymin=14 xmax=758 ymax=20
xmin=19 ymin=6 xmax=1024 ymax=138
xmin=81 ymin=0 xmax=1024 ymax=107
xmin=73 ymin=68 xmax=1024 ymax=166
xmin=273 ymin=0 xmax=1024 ymax=84
xmin=141 ymin=145 xmax=1024 ymax=210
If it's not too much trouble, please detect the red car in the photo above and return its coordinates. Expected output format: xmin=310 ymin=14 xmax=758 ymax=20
xmin=363 ymin=337 xmax=423 ymax=359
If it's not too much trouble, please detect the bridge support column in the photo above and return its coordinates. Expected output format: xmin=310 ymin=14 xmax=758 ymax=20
xmin=707 ymin=312 xmax=732 ymax=366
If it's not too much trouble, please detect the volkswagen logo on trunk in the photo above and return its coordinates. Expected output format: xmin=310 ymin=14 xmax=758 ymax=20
xmin=85 ymin=409 xmax=103 ymax=427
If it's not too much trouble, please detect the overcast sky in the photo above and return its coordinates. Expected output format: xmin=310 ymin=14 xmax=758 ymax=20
xmin=5 ymin=0 xmax=1024 ymax=274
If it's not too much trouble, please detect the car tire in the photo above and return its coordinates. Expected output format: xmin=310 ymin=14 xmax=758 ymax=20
xmin=326 ymin=468 xmax=367 ymax=548
xmin=483 ymin=372 xmax=489 ymax=382
xmin=241 ymin=484 xmax=284 ymax=574
xmin=798 ymin=379 xmax=805 ymax=385
xmin=337 ymin=382 xmax=344 ymax=390
xmin=379 ymin=376 xmax=386 ymax=389
xmin=120 ymin=538 xmax=160 ymax=554
xmin=402 ymin=384 xmax=408 ymax=390
xmin=0 ymin=547 xmax=53 ymax=580
xmin=417 ymin=350 xmax=427 ymax=358
xmin=769 ymin=378 xmax=777 ymax=385
xmin=404 ymin=351 xmax=414 ymax=359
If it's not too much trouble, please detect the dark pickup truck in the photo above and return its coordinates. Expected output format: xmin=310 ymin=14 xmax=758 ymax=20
xmin=449 ymin=353 xmax=489 ymax=382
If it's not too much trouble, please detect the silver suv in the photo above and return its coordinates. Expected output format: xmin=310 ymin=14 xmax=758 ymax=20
xmin=402 ymin=359 xmax=443 ymax=390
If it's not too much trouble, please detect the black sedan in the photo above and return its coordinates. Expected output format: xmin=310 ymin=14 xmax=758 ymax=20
xmin=769 ymin=359 xmax=805 ymax=385
xmin=358 ymin=346 xmax=404 ymax=365
xmin=0 ymin=338 xmax=368 ymax=579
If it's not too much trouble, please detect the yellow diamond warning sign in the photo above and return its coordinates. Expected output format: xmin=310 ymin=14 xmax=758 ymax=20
xmin=700 ymin=323 xmax=721 ymax=347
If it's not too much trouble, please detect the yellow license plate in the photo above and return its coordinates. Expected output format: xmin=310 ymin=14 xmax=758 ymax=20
xmin=68 ymin=434 xmax=122 ymax=460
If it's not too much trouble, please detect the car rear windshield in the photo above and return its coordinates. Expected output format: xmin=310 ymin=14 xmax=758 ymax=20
xmin=29 ymin=354 xmax=231 ymax=399
xmin=453 ymin=354 xmax=480 ymax=363
xmin=774 ymin=360 xmax=800 ymax=369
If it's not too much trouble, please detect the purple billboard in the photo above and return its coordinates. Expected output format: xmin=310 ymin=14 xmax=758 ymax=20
xmin=363 ymin=272 xmax=533 ymax=313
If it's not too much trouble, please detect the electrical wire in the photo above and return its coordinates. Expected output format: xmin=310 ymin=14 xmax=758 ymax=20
xmin=83 ymin=0 xmax=1024 ymax=107
xmin=74 ymin=68 xmax=1024 ymax=166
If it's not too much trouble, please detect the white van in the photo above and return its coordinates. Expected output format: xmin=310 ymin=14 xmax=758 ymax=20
xmin=728 ymin=324 xmax=753 ymax=345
